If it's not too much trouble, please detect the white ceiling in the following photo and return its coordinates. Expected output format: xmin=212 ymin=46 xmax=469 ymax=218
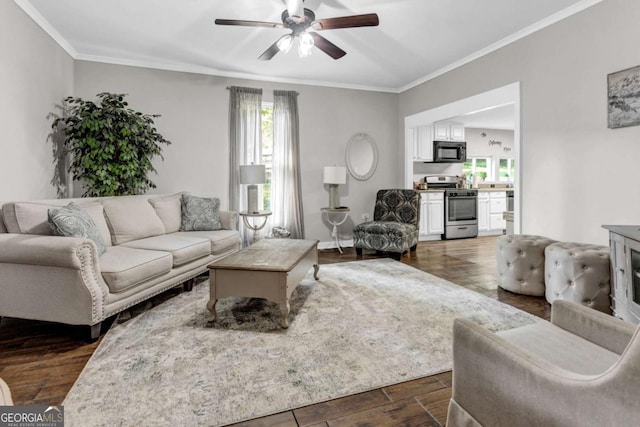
xmin=17 ymin=0 xmax=600 ymax=92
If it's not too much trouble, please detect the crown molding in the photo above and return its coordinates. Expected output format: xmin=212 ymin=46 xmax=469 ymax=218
xmin=73 ymin=54 xmax=398 ymax=93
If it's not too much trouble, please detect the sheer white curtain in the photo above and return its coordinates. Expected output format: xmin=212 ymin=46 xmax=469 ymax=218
xmin=228 ymin=86 xmax=263 ymax=243
xmin=271 ymin=90 xmax=305 ymax=239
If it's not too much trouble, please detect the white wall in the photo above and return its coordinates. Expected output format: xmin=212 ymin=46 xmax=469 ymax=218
xmin=466 ymin=128 xmax=515 ymax=181
xmin=0 ymin=1 xmax=74 ymax=201
xmin=399 ymin=0 xmax=640 ymax=245
xmin=73 ymin=62 xmax=399 ymax=242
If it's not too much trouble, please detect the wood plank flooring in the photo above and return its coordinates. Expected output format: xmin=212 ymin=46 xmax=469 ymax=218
xmin=0 ymin=236 xmax=550 ymax=426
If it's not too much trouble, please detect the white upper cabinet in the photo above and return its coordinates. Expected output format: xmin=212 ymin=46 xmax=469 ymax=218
xmin=413 ymin=125 xmax=433 ymax=161
xmin=433 ymin=121 xmax=465 ymax=142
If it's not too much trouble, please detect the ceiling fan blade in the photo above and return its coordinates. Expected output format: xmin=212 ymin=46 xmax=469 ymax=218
xmin=215 ymin=19 xmax=283 ymax=29
xmin=312 ymin=13 xmax=379 ymax=30
xmin=310 ymin=32 xmax=346 ymax=60
xmin=259 ymin=36 xmax=289 ymax=60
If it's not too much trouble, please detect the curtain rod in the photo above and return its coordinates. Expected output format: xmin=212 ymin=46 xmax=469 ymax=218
xmin=226 ymin=86 xmax=299 ymax=96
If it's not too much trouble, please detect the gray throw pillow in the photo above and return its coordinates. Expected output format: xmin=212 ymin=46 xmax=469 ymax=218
xmin=180 ymin=194 xmax=221 ymax=231
xmin=48 ymin=202 xmax=107 ymax=255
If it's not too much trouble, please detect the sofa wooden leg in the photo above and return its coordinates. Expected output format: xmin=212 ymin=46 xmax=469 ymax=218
xmin=89 ymin=322 xmax=101 ymax=342
xmin=183 ymin=279 xmax=195 ymax=292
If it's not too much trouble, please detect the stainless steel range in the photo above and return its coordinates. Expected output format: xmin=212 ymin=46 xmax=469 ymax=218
xmin=424 ymin=175 xmax=479 ymax=240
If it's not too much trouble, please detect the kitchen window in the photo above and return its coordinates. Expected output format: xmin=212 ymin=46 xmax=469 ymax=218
xmin=498 ymin=158 xmax=515 ymax=182
xmin=463 ymin=157 xmax=492 ymax=181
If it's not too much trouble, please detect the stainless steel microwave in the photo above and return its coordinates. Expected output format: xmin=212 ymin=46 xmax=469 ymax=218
xmin=433 ymin=141 xmax=466 ymax=163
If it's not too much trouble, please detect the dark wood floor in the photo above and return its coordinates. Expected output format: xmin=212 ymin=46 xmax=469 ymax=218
xmin=0 ymin=236 xmax=550 ymax=426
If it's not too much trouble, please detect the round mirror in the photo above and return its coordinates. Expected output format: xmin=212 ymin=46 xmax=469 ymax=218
xmin=345 ymin=133 xmax=378 ymax=181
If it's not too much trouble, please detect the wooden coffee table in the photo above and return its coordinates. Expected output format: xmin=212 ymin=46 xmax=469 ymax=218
xmin=206 ymin=239 xmax=319 ymax=328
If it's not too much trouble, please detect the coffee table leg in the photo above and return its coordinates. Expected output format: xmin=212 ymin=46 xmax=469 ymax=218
xmin=207 ymin=299 xmax=218 ymax=322
xmin=313 ymin=264 xmax=319 ymax=280
xmin=280 ymin=300 xmax=290 ymax=329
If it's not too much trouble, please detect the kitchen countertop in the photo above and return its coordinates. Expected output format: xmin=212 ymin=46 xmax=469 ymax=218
xmin=477 ymin=188 xmax=514 ymax=192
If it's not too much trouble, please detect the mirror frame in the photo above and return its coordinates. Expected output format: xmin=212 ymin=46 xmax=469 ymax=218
xmin=345 ymin=133 xmax=378 ymax=181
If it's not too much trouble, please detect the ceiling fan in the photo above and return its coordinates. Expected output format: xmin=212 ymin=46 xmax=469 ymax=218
xmin=215 ymin=0 xmax=379 ymax=60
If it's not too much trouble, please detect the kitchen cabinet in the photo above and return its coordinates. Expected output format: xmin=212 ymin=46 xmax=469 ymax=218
xmin=478 ymin=191 xmax=508 ymax=234
xmin=419 ymin=192 xmax=444 ymax=239
xmin=603 ymin=225 xmax=640 ymax=324
xmin=489 ymin=192 xmax=507 ymax=230
xmin=413 ymin=126 xmax=433 ymax=161
xmin=478 ymin=193 xmax=490 ymax=231
xmin=433 ymin=121 xmax=465 ymax=142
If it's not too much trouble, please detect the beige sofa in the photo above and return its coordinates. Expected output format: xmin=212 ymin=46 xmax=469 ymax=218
xmin=0 ymin=193 xmax=240 ymax=340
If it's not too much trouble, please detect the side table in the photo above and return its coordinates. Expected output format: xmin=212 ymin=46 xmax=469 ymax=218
xmin=239 ymin=211 xmax=272 ymax=243
xmin=321 ymin=207 xmax=350 ymax=254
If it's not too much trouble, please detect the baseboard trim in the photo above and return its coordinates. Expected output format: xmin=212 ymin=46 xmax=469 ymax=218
xmin=318 ymin=239 xmax=354 ymax=250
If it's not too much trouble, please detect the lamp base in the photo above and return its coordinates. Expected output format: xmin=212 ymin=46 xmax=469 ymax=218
xmin=328 ymin=184 xmax=340 ymax=209
xmin=247 ymin=184 xmax=259 ymax=213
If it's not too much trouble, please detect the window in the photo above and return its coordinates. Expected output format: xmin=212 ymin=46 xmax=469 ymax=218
xmin=498 ymin=158 xmax=515 ymax=182
xmin=463 ymin=157 xmax=492 ymax=182
xmin=260 ymin=104 xmax=273 ymax=210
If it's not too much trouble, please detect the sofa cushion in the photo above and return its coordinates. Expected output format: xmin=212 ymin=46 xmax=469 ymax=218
xmin=1 ymin=201 xmax=111 ymax=245
xmin=0 ymin=213 xmax=6 ymax=234
xmin=149 ymin=193 xmax=182 ymax=233
xmin=180 ymin=194 xmax=221 ymax=231
xmin=171 ymin=230 xmax=241 ymax=255
xmin=121 ymin=234 xmax=210 ymax=267
xmin=100 ymin=246 xmax=172 ymax=292
xmin=48 ymin=203 xmax=107 ymax=255
xmin=103 ymin=197 xmax=166 ymax=245
xmin=497 ymin=322 xmax=620 ymax=375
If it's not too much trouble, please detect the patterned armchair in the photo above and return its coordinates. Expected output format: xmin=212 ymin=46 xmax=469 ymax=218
xmin=353 ymin=189 xmax=420 ymax=260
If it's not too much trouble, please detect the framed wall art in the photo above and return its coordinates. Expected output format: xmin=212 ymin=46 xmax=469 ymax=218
xmin=608 ymin=65 xmax=640 ymax=129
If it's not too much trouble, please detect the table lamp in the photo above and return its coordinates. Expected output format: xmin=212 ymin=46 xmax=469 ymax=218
xmin=240 ymin=164 xmax=266 ymax=213
xmin=323 ymin=166 xmax=346 ymax=209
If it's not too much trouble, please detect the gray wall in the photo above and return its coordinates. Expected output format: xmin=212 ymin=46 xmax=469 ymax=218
xmin=399 ymin=0 xmax=640 ymax=245
xmin=74 ymin=62 xmax=399 ymax=242
xmin=0 ymin=1 xmax=74 ymax=201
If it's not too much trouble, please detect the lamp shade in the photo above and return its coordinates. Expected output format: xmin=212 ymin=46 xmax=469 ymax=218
xmin=323 ymin=166 xmax=346 ymax=185
xmin=240 ymin=164 xmax=266 ymax=184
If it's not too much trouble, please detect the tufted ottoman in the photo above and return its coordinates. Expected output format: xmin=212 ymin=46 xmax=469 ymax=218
xmin=544 ymin=242 xmax=611 ymax=313
xmin=496 ymin=235 xmax=556 ymax=296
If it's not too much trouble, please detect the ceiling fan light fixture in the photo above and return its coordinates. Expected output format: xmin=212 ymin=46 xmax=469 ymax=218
xmin=277 ymin=34 xmax=294 ymax=53
xmin=298 ymin=31 xmax=314 ymax=57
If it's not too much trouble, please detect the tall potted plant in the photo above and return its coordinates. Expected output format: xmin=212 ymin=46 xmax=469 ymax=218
xmin=51 ymin=92 xmax=171 ymax=197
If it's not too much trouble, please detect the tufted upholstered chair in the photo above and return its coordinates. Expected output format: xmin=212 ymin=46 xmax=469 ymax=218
xmin=447 ymin=300 xmax=640 ymax=427
xmin=544 ymin=242 xmax=611 ymax=313
xmin=353 ymin=189 xmax=420 ymax=260
xmin=496 ymin=234 xmax=556 ymax=296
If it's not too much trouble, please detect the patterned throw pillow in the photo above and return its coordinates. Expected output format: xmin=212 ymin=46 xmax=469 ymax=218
xmin=180 ymin=194 xmax=221 ymax=231
xmin=48 ymin=202 xmax=107 ymax=255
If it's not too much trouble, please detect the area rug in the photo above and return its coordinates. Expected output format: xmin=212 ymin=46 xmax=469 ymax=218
xmin=63 ymin=259 xmax=539 ymax=426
